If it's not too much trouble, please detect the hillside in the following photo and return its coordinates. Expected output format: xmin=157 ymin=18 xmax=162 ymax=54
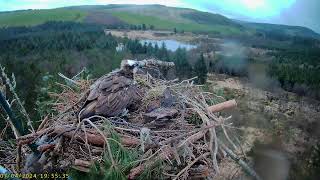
xmin=0 ymin=4 xmax=319 ymax=38
xmin=241 ymin=21 xmax=320 ymax=39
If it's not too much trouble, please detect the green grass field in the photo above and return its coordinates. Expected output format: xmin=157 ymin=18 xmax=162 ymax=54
xmin=0 ymin=5 xmax=314 ymax=38
xmin=0 ymin=9 xmax=87 ymax=27
xmin=111 ymin=12 xmax=243 ymax=35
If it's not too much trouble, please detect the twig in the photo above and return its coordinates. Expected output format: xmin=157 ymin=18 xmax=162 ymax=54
xmin=81 ymin=123 xmax=93 ymax=160
xmin=222 ymin=125 xmax=238 ymax=151
xmin=219 ymin=141 xmax=262 ymax=180
xmin=81 ymin=119 xmax=116 ymax=167
xmin=194 ymin=109 xmax=220 ymax=174
xmin=173 ymin=152 xmax=210 ymax=180
xmin=58 ymin=73 xmax=81 ymax=86
xmin=71 ymin=68 xmax=87 ymax=80
xmin=54 ymin=136 xmax=63 ymax=153
xmin=0 ymin=120 xmax=9 ymax=139
xmin=160 ymin=124 xmax=216 ymax=145
xmin=16 ymin=144 xmax=21 ymax=173
xmin=130 ymin=146 xmax=165 ymax=165
xmin=177 ymin=130 xmax=207 ymax=149
xmin=55 ymin=82 xmax=75 ymax=92
xmin=18 ymin=128 xmax=53 ymax=142
xmin=114 ymin=127 xmax=140 ymax=133
xmin=128 ymin=146 xmax=175 ymax=179
xmin=37 ymin=116 xmax=49 ymax=132
xmin=211 ymin=126 xmax=219 ymax=173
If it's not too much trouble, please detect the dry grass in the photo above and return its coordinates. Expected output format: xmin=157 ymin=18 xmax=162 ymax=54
xmin=105 ymin=29 xmax=196 ymax=42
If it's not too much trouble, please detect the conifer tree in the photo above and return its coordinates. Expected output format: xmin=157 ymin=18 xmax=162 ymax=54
xmin=154 ymin=43 xmax=159 ymax=56
xmin=159 ymin=42 xmax=169 ymax=61
xmin=146 ymin=42 xmax=153 ymax=56
xmin=194 ymin=53 xmax=208 ymax=84
xmin=174 ymin=48 xmax=192 ymax=78
xmin=174 ymin=28 xmax=177 ymax=34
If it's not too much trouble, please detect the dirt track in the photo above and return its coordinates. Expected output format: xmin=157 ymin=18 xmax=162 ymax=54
xmin=105 ymin=29 xmax=198 ymax=42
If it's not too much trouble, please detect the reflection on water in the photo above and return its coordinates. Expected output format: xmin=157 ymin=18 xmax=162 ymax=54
xmin=140 ymin=39 xmax=196 ymax=51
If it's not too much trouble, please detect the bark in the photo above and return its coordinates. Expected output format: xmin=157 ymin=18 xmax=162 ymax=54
xmin=207 ymin=99 xmax=237 ymax=113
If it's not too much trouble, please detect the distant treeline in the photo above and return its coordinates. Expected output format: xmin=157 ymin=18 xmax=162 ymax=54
xmin=0 ymin=21 xmax=104 ymax=40
xmin=268 ymin=48 xmax=320 ymax=98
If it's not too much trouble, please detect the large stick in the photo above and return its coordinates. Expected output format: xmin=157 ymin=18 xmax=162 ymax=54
xmin=138 ymin=59 xmax=175 ymax=68
xmin=121 ymin=59 xmax=175 ymax=70
xmin=18 ymin=126 xmax=140 ymax=147
xmin=219 ymin=141 xmax=262 ymax=180
xmin=207 ymin=99 xmax=237 ymax=113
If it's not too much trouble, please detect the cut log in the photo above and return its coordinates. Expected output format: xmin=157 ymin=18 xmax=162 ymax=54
xmin=207 ymin=99 xmax=237 ymax=113
xmin=53 ymin=127 xmax=106 ymax=146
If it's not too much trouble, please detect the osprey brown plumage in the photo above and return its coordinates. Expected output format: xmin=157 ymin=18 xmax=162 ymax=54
xmin=80 ymin=60 xmax=141 ymax=119
xmin=80 ymin=59 xmax=175 ymax=119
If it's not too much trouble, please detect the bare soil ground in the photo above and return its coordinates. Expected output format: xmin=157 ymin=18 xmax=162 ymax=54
xmin=105 ymin=29 xmax=200 ymax=42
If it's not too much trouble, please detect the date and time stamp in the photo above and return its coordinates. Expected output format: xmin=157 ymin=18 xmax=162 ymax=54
xmin=0 ymin=173 xmax=69 ymax=179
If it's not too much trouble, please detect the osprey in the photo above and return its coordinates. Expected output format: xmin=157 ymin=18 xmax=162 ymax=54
xmin=79 ymin=59 xmax=175 ymax=119
xmin=80 ymin=60 xmax=142 ymax=119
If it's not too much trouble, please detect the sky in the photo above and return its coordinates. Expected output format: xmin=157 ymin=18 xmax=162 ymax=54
xmin=0 ymin=0 xmax=319 ymax=33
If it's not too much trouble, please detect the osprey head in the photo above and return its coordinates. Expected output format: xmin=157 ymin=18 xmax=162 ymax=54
xmin=120 ymin=59 xmax=141 ymax=77
xmin=121 ymin=60 xmax=139 ymax=70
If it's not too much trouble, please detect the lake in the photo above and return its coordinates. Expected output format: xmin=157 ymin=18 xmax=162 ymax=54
xmin=140 ymin=39 xmax=197 ymax=51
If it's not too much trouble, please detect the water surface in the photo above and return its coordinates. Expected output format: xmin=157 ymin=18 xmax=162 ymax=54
xmin=140 ymin=39 xmax=196 ymax=51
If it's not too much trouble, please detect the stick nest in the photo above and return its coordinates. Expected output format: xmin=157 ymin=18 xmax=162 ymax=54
xmin=16 ymin=71 xmax=244 ymax=179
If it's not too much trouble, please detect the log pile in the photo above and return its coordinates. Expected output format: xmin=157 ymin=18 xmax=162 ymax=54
xmin=10 ymin=59 xmax=259 ymax=179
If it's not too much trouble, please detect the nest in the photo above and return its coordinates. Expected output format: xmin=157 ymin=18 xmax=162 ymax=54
xmin=15 ymin=69 xmax=256 ymax=179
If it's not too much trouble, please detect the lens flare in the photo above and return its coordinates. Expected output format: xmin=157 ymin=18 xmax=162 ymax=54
xmin=242 ymin=0 xmax=266 ymax=10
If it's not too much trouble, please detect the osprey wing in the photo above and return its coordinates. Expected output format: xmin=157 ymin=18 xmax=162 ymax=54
xmin=81 ymin=72 xmax=141 ymax=119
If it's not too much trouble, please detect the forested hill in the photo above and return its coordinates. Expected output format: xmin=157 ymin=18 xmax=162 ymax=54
xmin=0 ymin=21 xmax=196 ymax=124
xmin=0 ymin=4 xmax=319 ymax=39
